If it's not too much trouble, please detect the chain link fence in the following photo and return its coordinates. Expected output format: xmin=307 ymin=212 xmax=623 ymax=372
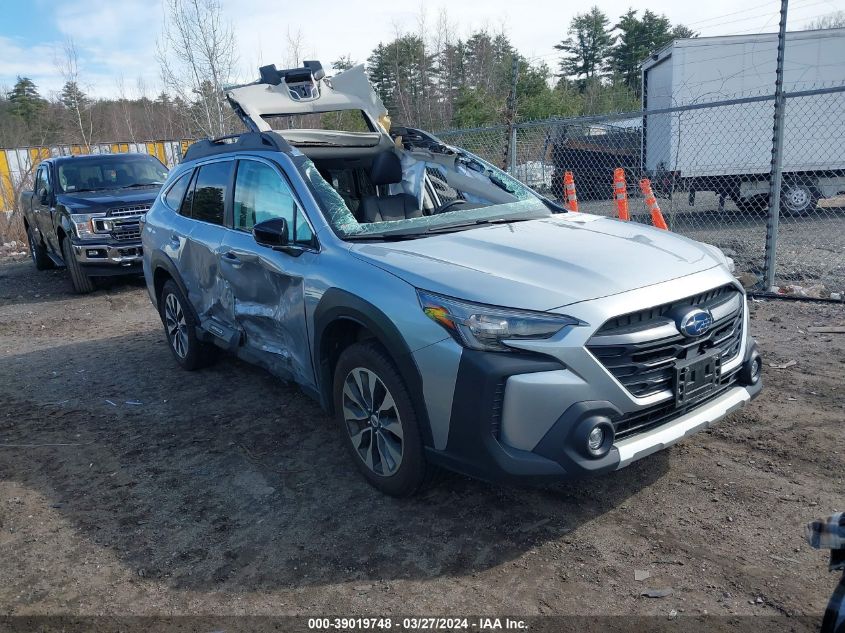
xmin=436 ymin=85 xmax=845 ymax=296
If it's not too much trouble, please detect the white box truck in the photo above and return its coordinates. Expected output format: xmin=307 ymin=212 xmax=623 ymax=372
xmin=641 ymin=28 xmax=845 ymax=214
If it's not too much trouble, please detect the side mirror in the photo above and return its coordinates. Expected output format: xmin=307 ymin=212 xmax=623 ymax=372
xmin=253 ymin=217 xmax=289 ymax=250
xmin=40 ymin=190 xmax=49 ymax=205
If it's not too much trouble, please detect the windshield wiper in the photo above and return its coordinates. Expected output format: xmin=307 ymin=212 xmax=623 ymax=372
xmin=122 ymin=182 xmax=162 ymax=188
xmin=425 ymin=216 xmax=534 ymax=233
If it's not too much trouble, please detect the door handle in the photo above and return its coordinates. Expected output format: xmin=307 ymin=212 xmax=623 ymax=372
xmin=222 ymin=250 xmax=258 ymax=265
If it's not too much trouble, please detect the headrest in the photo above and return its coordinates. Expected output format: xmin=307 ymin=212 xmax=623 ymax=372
xmin=369 ymin=151 xmax=402 ymax=186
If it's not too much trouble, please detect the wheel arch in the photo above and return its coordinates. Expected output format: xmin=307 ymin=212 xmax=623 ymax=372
xmin=313 ymin=288 xmax=434 ymax=448
xmin=150 ymin=251 xmax=190 ymax=310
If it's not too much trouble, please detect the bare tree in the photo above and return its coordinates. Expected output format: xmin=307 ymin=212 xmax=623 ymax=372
xmin=157 ymin=0 xmax=238 ymax=138
xmin=115 ymin=76 xmax=137 ymax=144
xmin=285 ymin=28 xmax=305 ymax=68
xmin=805 ymin=11 xmax=845 ymax=29
xmin=55 ymin=38 xmax=93 ymax=150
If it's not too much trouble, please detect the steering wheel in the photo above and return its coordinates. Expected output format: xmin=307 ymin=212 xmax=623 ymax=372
xmin=436 ymin=199 xmax=467 ymax=214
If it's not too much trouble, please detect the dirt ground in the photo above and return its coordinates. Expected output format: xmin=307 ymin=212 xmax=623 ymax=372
xmin=0 ymin=255 xmax=842 ymax=627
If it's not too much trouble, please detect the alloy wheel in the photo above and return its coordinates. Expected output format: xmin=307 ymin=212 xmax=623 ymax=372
xmin=342 ymin=367 xmax=404 ymax=476
xmin=164 ymin=293 xmax=189 ymax=359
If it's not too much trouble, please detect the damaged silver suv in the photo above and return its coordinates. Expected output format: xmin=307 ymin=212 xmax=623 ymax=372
xmin=142 ymin=62 xmax=762 ymax=496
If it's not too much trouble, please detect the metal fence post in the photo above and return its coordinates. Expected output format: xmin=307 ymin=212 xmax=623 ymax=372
xmin=763 ymin=0 xmax=789 ymax=290
xmin=509 ymin=125 xmax=518 ymax=175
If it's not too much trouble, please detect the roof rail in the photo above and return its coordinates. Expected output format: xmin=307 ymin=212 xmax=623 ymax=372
xmin=182 ymin=131 xmax=292 ymax=162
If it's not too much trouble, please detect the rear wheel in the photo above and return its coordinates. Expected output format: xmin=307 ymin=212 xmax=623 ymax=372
xmin=333 ymin=341 xmax=435 ymax=496
xmin=26 ymin=225 xmax=53 ymax=271
xmin=158 ymin=279 xmax=216 ymax=371
xmin=61 ymin=237 xmax=95 ymax=293
xmin=780 ymin=180 xmax=818 ymax=216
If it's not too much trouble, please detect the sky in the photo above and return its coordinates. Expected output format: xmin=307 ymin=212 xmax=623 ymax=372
xmin=1 ymin=0 xmax=844 ymax=99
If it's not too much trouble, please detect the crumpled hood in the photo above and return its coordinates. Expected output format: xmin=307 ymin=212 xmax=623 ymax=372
xmin=350 ymin=214 xmax=724 ymax=311
xmin=57 ymin=187 xmax=160 ymax=212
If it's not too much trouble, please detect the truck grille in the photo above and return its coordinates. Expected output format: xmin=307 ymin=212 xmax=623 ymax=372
xmin=587 ymin=285 xmax=744 ymax=400
xmin=109 ymin=204 xmax=151 ymax=217
xmin=93 ymin=204 xmax=150 ymax=243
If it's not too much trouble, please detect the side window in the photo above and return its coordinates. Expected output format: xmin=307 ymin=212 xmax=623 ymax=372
xmin=233 ymin=160 xmax=314 ymax=244
xmin=163 ymin=171 xmax=191 ymax=211
xmin=36 ymin=167 xmax=50 ymax=197
xmin=184 ymin=161 xmax=232 ymax=225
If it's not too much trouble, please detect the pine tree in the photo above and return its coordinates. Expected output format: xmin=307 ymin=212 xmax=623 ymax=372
xmin=555 ymin=7 xmax=614 ymax=84
xmin=7 ymin=77 xmax=45 ymax=126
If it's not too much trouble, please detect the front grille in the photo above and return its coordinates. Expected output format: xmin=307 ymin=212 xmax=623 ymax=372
xmin=92 ymin=205 xmax=149 ymax=243
xmin=613 ymin=367 xmax=740 ymax=439
xmin=109 ymin=204 xmax=151 ymax=217
xmin=112 ymin=228 xmax=141 ymax=241
xmin=587 ymin=285 xmax=744 ymax=399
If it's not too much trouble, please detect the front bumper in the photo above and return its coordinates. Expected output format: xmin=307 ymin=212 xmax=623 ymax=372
xmin=425 ymin=342 xmax=761 ymax=484
xmin=71 ymin=240 xmax=143 ymax=276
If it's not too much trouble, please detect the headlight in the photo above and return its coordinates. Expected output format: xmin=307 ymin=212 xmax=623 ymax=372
xmin=71 ymin=213 xmax=105 ymax=240
xmin=418 ymin=290 xmax=580 ymax=352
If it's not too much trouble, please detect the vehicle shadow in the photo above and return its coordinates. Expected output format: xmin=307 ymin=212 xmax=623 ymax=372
xmin=0 ymin=328 xmax=669 ymax=592
xmin=0 ymin=259 xmax=145 ymax=306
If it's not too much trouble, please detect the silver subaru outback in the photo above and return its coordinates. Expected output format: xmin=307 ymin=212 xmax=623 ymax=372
xmin=142 ymin=62 xmax=762 ymax=496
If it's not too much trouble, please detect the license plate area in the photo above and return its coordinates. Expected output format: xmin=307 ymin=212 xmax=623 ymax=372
xmin=675 ymin=350 xmax=721 ymax=407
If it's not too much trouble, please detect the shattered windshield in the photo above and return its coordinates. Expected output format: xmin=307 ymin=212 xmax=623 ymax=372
xmin=297 ymin=147 xmax=556 ymax=240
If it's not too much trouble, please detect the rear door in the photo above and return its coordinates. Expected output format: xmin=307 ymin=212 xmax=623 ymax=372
xmin=177 ymin=159 xmax=234 ymax=327
xmin=218 ymin=156 xmax=318 ymax=384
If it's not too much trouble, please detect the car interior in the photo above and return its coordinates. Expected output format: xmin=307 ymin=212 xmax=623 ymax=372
xmin=302 ymin=144 xmax=523 ymax=227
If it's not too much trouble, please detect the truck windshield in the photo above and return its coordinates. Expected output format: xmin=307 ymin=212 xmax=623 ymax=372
xmin=57 ymin=156 xmax=168 ymax=193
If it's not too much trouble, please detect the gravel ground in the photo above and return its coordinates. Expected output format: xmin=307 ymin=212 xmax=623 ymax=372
xmin=0 ymin=256 xmax=842 ymax=629
xmin=575 ymin=195 xmax=845 ymax=294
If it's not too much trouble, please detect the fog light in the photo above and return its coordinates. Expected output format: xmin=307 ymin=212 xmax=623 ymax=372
xmin=588 ymin=427 xmax=605 ymax=452
xmin=750 ymin=356 xmax=761 ymax=382
xmin=739 ymin=351 xmax=762 ymax=386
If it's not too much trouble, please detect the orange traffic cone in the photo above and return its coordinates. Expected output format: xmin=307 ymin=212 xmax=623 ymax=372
xmin=639 ymin=178 xmax=668 ymax=230
xmin=613 ymin=168 xmax=629 ymax=221
xmin=563 ymin=171 xmax=579 ymax=212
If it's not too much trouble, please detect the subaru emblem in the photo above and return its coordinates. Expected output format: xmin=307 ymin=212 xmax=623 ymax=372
xmin=678 ymin=308 xmax=713 ymax=337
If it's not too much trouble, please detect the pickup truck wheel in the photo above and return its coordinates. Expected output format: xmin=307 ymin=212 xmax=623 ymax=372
xmin=26 ymin=226 xmax=53 ymax=271
xmin=61 ymin=238 xmax=95 ymax=293
xmin=159 ymin=280 xmax=216 ymax=370
xmin=333 ymin=341 xmax=436 ymax=497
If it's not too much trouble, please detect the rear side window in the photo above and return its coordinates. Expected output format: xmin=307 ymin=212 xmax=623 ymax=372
xmin=183 ymin=161 xmax=233 ymax=225
xmin=163 ymin=171 xmax=191 ymax=211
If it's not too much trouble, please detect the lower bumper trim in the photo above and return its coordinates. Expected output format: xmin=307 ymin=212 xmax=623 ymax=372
xmin=614 ymin=381 xmax=759 ymax=469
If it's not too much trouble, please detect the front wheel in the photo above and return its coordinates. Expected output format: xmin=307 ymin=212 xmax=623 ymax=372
xmin=158 ymin=280 xmax=216 ymax=370
xmin=333 ymin=341 xmax=436 ymax=496
xmin=61 ymin=238 xmax=95 ymax=293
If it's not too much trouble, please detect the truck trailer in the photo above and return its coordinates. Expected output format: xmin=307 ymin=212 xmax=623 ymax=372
xmin=641 ymin=28 xmax=845 ymax=214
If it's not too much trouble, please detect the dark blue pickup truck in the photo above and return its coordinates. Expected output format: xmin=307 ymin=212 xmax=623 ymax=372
xmin=20 ymin=153 xmax=168 ymax=293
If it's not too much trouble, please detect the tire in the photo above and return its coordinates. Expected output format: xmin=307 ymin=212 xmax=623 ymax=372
xmin=780 ymin=180 xmax=818 ymax=217
xmin=158 ymin=279 xmax=216 ymax=371
xmin=333 ymin=341 xmax=436 ymax=497
xmin=61 ymin=237 xmax=95 ymax=294
xmin=26 ymin=225 xmax=53 ymax=271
